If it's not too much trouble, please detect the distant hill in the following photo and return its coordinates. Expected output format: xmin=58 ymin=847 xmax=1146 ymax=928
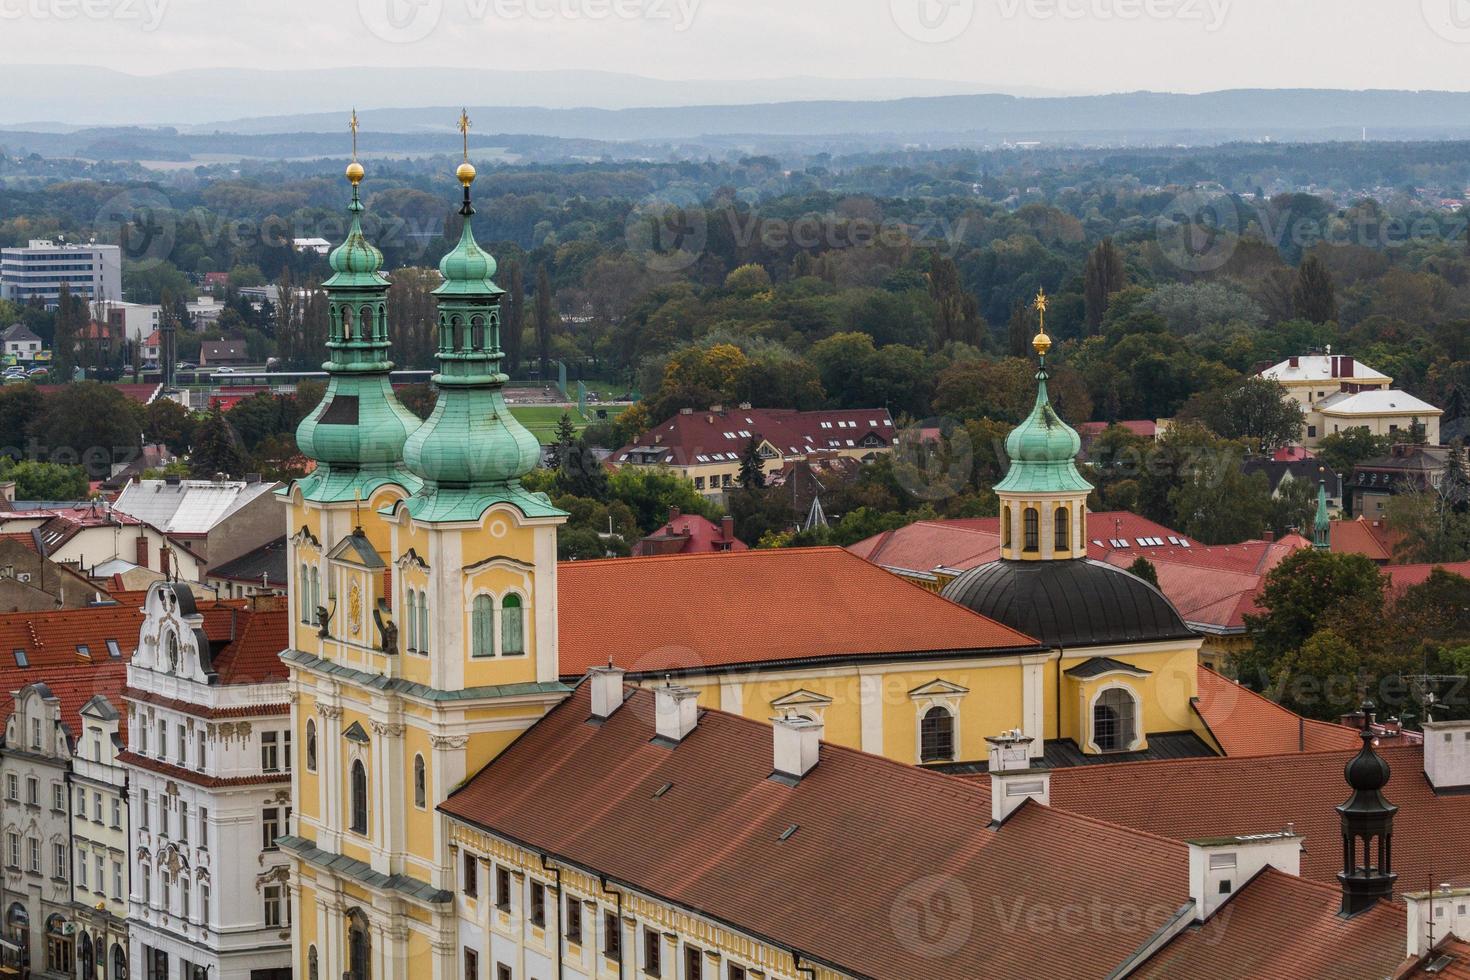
xmin=0 ymin=65 xmax=1044 ymax=128
xmin=199 ymin=89 xmax=1470 ymax=143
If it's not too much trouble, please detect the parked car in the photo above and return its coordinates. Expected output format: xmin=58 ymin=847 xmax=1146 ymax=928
xmin=214 ymin=366 xmax=236 ymax=374
xmin=26 ymin=367 xmax=47 ymax=378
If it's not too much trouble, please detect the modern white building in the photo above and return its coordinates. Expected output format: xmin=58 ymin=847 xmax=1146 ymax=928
xmin=0 ymin=241 xmax=121 ymax=307
xmin=121 ymin=583 xmax=293 ymax=980
xmin=71 ymin=695 xmax=131 ymax=980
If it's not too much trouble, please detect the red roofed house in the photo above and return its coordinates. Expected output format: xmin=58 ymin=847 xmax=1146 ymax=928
xmin=0 ymin=600 xmax=139 ymax=974
xmin=120 ymin=581 xmax=292 ymax=980
xmin=632 ymin=508 xmax=746 ymax=556
xmin=612 ymin=405 xmax=895 ymax=497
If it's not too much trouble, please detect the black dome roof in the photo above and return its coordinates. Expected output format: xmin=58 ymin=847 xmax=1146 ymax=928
xmin=940 ymin=559 xmax=1196 ymax=649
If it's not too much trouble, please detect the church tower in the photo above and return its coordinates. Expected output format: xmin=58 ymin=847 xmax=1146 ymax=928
xmin=1314 ymin=471 xmax=1332 ymax=551
xmin=995 ymin=289 xmax=1092 ymax=561
xmin=283 ymin=113 xmax=569 ymax=980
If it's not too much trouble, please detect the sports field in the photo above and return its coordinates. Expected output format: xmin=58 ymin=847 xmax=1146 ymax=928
xmin=509 ymin=404 xmax=626 ymax=444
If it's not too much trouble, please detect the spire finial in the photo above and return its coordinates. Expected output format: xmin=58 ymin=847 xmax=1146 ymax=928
xmin=346 ymin=109 xmax=364 ymax=186
xmin=1031 ymin=287 xmax=1052 ymax=360
xmin=455 ymin=108 xmax=477 ymax=189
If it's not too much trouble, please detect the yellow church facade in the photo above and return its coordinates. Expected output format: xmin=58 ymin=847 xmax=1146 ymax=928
xmin=277 ymin=143 xmax=1218 ymax=980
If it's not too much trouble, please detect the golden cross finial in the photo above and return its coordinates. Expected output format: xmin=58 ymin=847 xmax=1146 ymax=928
xmin=1031 ymin=287 xmax=1052 ymax=359
xmin=458 ymin=108 xmax=471 ymax=162
xmin=350 ymin=109 xmax=359 ymax=161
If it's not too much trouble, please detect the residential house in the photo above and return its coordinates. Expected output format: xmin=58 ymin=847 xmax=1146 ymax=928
xmin=1258 ymin=352 xmax=1442 ymax=446
xmin=205 ymin=536 xmax=288 ymax=599
xmin=70 ymin=695 xmax=130 ymax=980
xmin=2 ymin=324 xmax=43 ymax=362
xmin=631 ymin=510 xmax=745 ymax=556
xmin=0 ymin=535 xmax=109 ymax=611
xmin=198 ymin=342 xmax=249 ymax=368
xmin=0 ymin=503 xmax=207 ymax=584
xmin=612 ymin=406 xmax=895 ymax=497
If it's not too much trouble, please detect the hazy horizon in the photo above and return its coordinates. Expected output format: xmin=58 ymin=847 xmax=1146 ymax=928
xmin=7 ymin=0 xmax=1470 ymax=98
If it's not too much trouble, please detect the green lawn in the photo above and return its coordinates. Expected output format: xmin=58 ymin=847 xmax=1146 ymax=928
xmin=510 ymin=404 xmax=625 ymax=445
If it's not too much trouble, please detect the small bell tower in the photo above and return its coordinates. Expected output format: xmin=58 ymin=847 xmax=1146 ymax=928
xmin=995 ymin=289 xmax=1093 ymax=561
xmin=1338 ymin=700 xmax=1398 ymax=916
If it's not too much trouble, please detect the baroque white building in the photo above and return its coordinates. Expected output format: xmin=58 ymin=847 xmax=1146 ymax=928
xmin=71 ymin=695 xmax=131 ymax=980
xmin=120 ymin=583 xmax=293 ymax=980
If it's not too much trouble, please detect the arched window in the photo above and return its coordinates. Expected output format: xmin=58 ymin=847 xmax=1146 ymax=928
xmin=308 ymin=946 xmax=319 ymax=980
xmin=413 ymin=755 xmax=426 ymax=809
xmin=1054 ymin=506 xmax=1069 ymax=552
xmin=112 ymin=943 xmax=127 ymax=980
xmin=347 ymin=910 xmax=370 ymax=980
xmin=360 ymin=305 xmax=374 ymax=341
xmin=471 ymin=595 xmax=493 ymax=658
xmin=451 ymin=316 xmax=464 ymax=351
xmin=1023 ymin=508 xmax=1040 ymax=552
xmin=1001 ymin=505 xmax=1012 ymax=549
xmin=1093 ymin=688 xmax=1138 ymax=752
xmin=350 ymin=760 xmax=368 ymax=835
xmin=305 ymin=719 xmax=317 ymax=772
xmin=501 ymin=595 xmax=525 ymax=655
xmin=919 ymin=706 xmax=955 ymax=763
xmin=165 ymin=631 xmax=179 ymax=673
xmin=470 ymin=315 xmax=485 ymax=351
xmin=342 ymin=306 xmax=354 ymax=341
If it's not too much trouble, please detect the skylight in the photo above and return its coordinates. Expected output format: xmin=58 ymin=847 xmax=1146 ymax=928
xmin=12 ymin=649 xmax=26 ymax=667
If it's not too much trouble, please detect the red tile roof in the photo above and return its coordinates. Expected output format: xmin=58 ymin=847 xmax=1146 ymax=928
xmin=1046 ymin=742 xmax=1470 ymax=893
xmin=1076 ymin=419 xmax=1158 ymax=438
xmin=442 ymin=684 xmax=1191 ymax=978
xmin=614 ymin=407 xmax=895 ymax=467
xmin=1384 ymin=562 xmax=1470 ymax=590
xmin=1334 ymin=516 xmax=1399 ymax=562
xmin=632 ymin=512 xmax=747 ymax=557
xmin=849 ymin=511 xmax=1203 ymax=577
xmin=0 ymin=604 xmax=138 ymax=739
xmin=206 ymin=600 xmax=289 ymax=686
xmin=1399 ymin=938 xmax=1470 ymax=978
xmin=1135 ymin=867 xmax=1407 ymax=980
xmin=0 ymin=532 xmax=38 ymax=553
xmin=557 ymin=548 xmax=1041 ymax=677
xmin=1194 ymin=666 xmax=1363 ymax=756
xmin=118 ymin=749 xmax=290 ymax=789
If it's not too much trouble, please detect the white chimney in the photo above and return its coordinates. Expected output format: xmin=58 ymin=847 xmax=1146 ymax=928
xmin=654 ymin=684 xmax=700 ymax=744
xmin=1186 ymin=829 xmax=1301 ymax=922
xmin=1405 ymin=885 xmax=1470 ymax=959
xmin=987 ymin=730 xmax=1049 ymax=826
xmin=589 ymin=665 xmax=626 ymax=720
xmin=1421 ymin=719 xmax=1470 ymax=791
xmin=771 ymin=715 xmax=821 ymax=781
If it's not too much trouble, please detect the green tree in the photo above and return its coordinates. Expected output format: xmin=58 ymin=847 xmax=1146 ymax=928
xmin=605 ymin=466 xmax=719 ymax=534
xmin=51 ymin=283 xmax=81 ymax=381
xmin=547 ymin=413 xmax=578 ymax=471
xmin=534 ymin=264 xmax=556 ymax=382
xmin=1386 ymin=481 xmax=1470 ymax=564
xmin=737 ymin=437 xmax=765 ymax=489
xmin=928 ymin=251 xmax=984 ymax=347
xmin=1315 ymin=428 xmax=1390 ymax=486
xmin=143 ymin=398 xmax=196 ymax=455
xmin=0 ymin=458 xmax=88 ymax=500
xmin=1183 ymin=376 xmax=1304 ymax=454
xmin=1168 ymin=454 xmax=1275 ymax=544
xmin=188 ymin=406 xmax=249 ymax=478
xmin=0 ymin=385 xmax=45 ymax=453
xmin=1126 ymin=556 xmax=1159 ymax=588
xmin=503 ymin=261 xmax=525 ymax=377
xmin=1083 ymin=238 xmax=1126 ymax=335
xmin=28 ymin=382 xmax=143 ymax=476
xmin=1291 ymin=253 xmax=1338 ymax=324
xmin=1241 ymin=549 xmax=1386 ymax=689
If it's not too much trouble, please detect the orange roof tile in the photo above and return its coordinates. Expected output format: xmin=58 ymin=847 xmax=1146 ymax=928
xmin=1136 ymin=867 xmax=1407 ymax=980
xmin=1399 ymin=938 xmax=1470 ymax=978
xmin=442 ymin=684 xmax=1190 ymax=978
xmin=1194 ymin=666 xmax=1363 ymax=756
xmin=1046 ymin=742 xmax=1470 ymax=893
xmin=1384 ymin=562 xmax=1470 ymax=589
xmin=557 ymin=548 xmax=1041 ymax=677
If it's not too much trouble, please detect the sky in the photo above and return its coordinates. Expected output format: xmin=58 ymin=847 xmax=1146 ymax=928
xmin=5 ymin=0 xmax=1470 ymax=96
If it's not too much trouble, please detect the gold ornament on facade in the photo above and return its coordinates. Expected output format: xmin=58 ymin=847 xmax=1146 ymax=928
xmin=346 ymin=109 xmax=364 ymax=185
xmin=349 ymin=582 xmax=362 ymax=635
xmin=456 ymin=108 xmax=476 ymax=186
